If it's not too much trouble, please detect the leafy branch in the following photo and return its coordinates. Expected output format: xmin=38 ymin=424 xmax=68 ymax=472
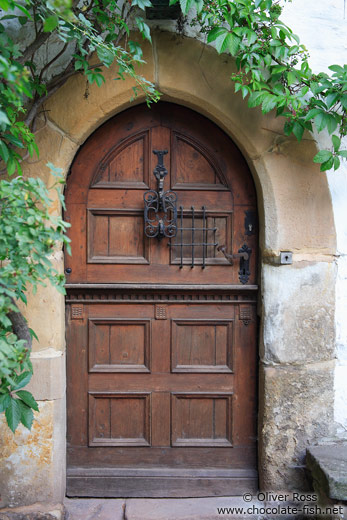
xmin=0 ymin=0 xmax=159 ymax=176
xmin=0 ymin=165 xmax=71 ymax=432
xmin=172 ymin=0 xmax=347 ymax=171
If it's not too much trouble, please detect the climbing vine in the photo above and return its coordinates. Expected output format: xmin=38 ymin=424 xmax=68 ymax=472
xmin=172 ymin=0 xmax=347 ymax=171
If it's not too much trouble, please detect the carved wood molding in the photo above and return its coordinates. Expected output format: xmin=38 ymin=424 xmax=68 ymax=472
xmin=65 ymin=283 xmax=258 ymax=304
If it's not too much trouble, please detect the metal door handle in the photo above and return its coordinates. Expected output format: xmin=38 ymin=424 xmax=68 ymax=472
xmin=217 ymin=244 xmax=252 ymax=284
xmin=217 ymin=246 xmax=248 ymax=264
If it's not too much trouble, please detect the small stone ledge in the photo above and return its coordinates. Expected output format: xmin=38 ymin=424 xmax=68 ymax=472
xmin=306 ymin=443 xmax=347 ymax=501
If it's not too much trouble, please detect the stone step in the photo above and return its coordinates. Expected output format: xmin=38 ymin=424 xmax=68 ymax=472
xmin=64 ymin=497 xmax=262 ymax=520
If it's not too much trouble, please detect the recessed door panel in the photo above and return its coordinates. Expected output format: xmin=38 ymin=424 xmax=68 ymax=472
xmin=171 ymin=319 xmax=233 ymax=372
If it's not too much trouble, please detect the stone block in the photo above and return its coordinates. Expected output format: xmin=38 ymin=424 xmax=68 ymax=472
xmin=16 ymin=253 xmax=65 ymax=353
xmin=259 ymin=362 xmax=334 ymax=491
xmin=254 ymin=151 xmax=336 ymax=254
xmin=261 ymin=262 xmax=336 ymax=365
xmin=125 ymin=497 xmax=262 ymax=520
xmin=25 ymin=349 xmax=65 ymax=402
xmin=0 ymin=400 xmax=64 ymax=508
xmin=22 ymin=123 xmax=77 ymax=185
xmin=306 ymin=443 xmax=347 ymax=501
xmin=64 ymin=499 xmax=124 ymax=520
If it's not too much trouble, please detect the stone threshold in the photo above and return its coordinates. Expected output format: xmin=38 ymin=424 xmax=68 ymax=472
xmin=0 ymin=497 xmax=263 ymax=520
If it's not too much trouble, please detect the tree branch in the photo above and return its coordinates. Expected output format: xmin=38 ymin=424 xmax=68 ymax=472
xmin=7 ymin=302 xmax=32 ymax=351
xmin=39 ymin=42 xmax=69 ymax=82
xmin=19 ymin=31 xmax=51 ymax=65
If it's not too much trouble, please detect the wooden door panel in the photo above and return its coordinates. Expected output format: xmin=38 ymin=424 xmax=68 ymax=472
xmin=171 ymin=393 xmax=233 ymax=447
xmin=90 ymin=131 xmax=150 ymax=189
xmin=171 ymin=319 xmax=233 ymax=372
xmin=88 ymin=318 xmax=151 ymax=373
xmin=87 ymin=209 xmax=149 ymax=264
xmin=66 ymin=103 xmax=258 ymax=497
xmin=89 ymin=392 xmax=151 ymax=446
xmin=171 ymin=133 xmax=226 ymax=189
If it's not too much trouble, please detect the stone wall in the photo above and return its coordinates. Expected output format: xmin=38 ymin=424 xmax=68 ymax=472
xmin=0 ymin=3 xmax=345 ymax=506
xmin=282 ymin=0 xmax=347 ymax=442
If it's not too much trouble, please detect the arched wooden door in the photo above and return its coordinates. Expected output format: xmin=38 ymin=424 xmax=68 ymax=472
xmin=65 ymin=103 xmax=258 ymax=497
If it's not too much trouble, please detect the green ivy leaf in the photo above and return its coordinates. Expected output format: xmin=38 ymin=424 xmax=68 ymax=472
xmin=131 ymin=0 xmax=152 ymax=8
xmin=97 ymin=48 xmax=114 ymax=68
xmin=261 ymin=95 xmax=277 ymax=114
xmin=292 ymin=121 xmax=304 ymax=142
xmin=327 ymin=115 xmax=338 ymax=135
xmin=313 ymin=150 xmax=333 ymax=164
xmin=320 ymin=156 xmax=334 ymax=171
xmin=0 ymin=140 xmax=9 ymax=162
xmin=314 ymin=112 xmax=329 ymax=132
xmin=226 ymin=33 xmax=240 ymax=56
xmin=326 ymin=92 xmax=340 ymax=108
xmin=17 ymin=400 xmax=34 ymax=430
xmin=287 ymin=71 xmax=297 ymax=86
xmin=332 ymin=135 xmax=341 ymax=153
xmin=16 ymin=390 xmax=39 ymax=411
xmin=14 ymin=371 xmax=32 ymax=390
xmin=0 ymin=0 xmax=10 ymax=11
xmin=0 ymin=393 xmax=11 ymax=412
xmin=43 ymin=15 xmax=59 ymax=32
xmin=0 ymin=110 xmax=10 ymax=126
xmin=248 ymin=91 xmax=268 ymax=108
xmin=283 ymin=121 xmax=293 ymax=136
xmin=333 ymin=156 xmax=341 ymax=171
xmin=179 ymin=0 xmax=193 ymax=15
xmin=207 ymin=27 xmax=228 ymax=45
xmin=135 ymin=17 xmax=151 ymax=42
xmin=305 ymin=108 xmax=324 ymax=121
xmin=5 ymin=398 xmax=21 ymax=433
xmin=328 ymin=65 xmax=344 ymax=73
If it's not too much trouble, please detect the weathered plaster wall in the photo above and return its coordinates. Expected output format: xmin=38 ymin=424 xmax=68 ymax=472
xmin=0 ymin=2 xmax=345 ymax=506
xmin=282 ymin=0 xmax=347 ymax=439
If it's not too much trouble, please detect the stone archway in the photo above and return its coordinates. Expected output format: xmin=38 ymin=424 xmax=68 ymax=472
xmin=0 ymin=30 xmax=336 ymax=506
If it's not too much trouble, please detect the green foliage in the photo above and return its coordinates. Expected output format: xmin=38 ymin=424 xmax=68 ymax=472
xmin=172 ymin=0 xmax=347 ymax=172
xmin=0 ymin=0 xmax=159 ymax=176
xmin=0 ymin=167 xmax=71 ymax=432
